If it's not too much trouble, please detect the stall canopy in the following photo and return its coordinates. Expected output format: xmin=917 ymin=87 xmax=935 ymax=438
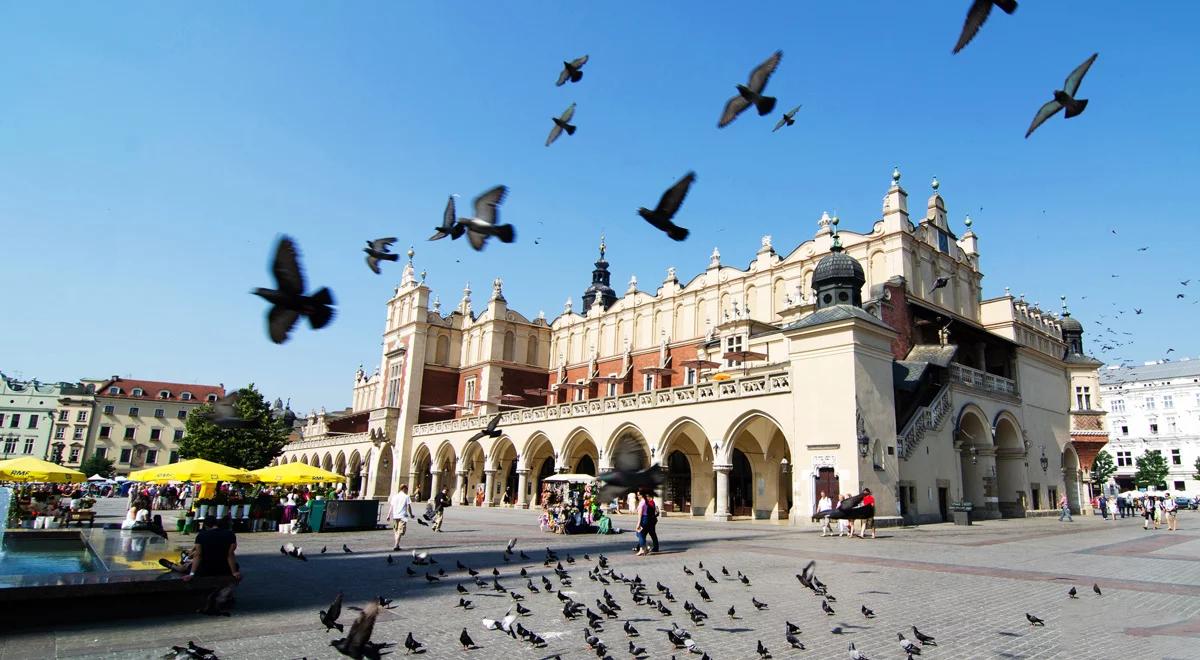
xmin=86 ymin=474 xmax=109 ymax=482
xmin=543 ymin=473 xmax=596 ymax=484
xmin=250 ymin=462 xmax=347 ymax=485
xmin=0 ymin=456 xmax=86 ymax=484
xmin=128 ymin=458 xmax=257 ymax=484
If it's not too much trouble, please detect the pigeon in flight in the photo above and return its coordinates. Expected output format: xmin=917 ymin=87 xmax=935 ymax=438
xmin=953 ymin=0 xmax=1018 ymax=54
xmin=546 ymin=103 xmax=577 ymax=147
xmin=331 ymin=602 xmax=385 ymax=659
xmin=363 ymin=237 xmax=399 ymax=274
xmin=430 ymin=195 xmax=466 ymax=241
xmin=319 ymin=592 xmax=344 ymax=632
xmin=1026 ymin=612 xmax=1045 ymax=626
xmin=636 ymin=171 xmax=695 ymax=242
xmin=930 ymin=276 xmax=950 ymax=293
xmin=556 ymin=54 xmax=589 ymax=86
xmin=718 ymin=50 xmax=782 ymax=128
xmin=459 ymin=185 xmax=516 ymax=251
xmin=1025 ymin=53 xmax=1099 ymax=139
xmin=253 ymin=236 xmax=335 ymax=344
xmin=467 ymin=413 xmax=504 ymax=444
xmin=773 ymin=105 xmax=801 ymax=132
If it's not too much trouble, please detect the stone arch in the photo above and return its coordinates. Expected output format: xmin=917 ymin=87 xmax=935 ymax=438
xmin=503 ymin=331 xmax=516 ymax=362
xmin=772 ymin=278 xmax=786 ymax=317
xmin=721 ymin=410 xmax=786 ymax=519
xmin=526 ymin=335 xmax=539 ymax=365
xmin=658 ymin=417 xmax=715 ymax=516
xmin=521 ymin=432 xmax=555 ymax=505
xmin=1062 ymin=444 xmax=1082 ymax=515
xmin=992 ymin=412 xmax=1028 ymax=517
xmin=334 ymin=451 xmax=347 ymax=476
xmin=563 ymin=427 xmax=600 ymax=474
xmin=298 ymin=454 xmax=308 ymax=466
xmin=693 ymin=298 xmax=706 ymax=337
xmin=604 ymin=422 xmax=651 ymax=471
xmin=956 ymin=405 xmax=995 ymax=517
xmin=435 ymin=335 xmax=450 ymax=365
xmin=459 ymin=439 xmax=486 ymax=505
xmin=309 ymin=454 xmax=321 ymax=468
xmin=433 ymin=440 xmax=458 ymax=500
xmin=321 ymin=453 xmax=334 ymax=472
xmin=411 ymin=443 xmax=433 ymax=501
xmin=489 ymin=436 xmax=519 ymax=504
xmin=348 ymin=450 xmax=363 ymax=496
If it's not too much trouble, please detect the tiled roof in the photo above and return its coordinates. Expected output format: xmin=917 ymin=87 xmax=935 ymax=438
xmin=1100 ymin=359 xmax=1200 ymax=384
xmin=783 ymin=305 xmax=894 ymax=332
xmin=95 ymin=377 xmax=224 ymax=402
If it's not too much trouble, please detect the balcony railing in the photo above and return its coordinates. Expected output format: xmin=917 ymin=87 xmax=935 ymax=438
xmin=897 ymin=385 xmax=953 ymax=459
xmin=949 ymin=363 xmax=1017 ymax=397
xmin=412 ymin=371 xmax=791 ymax=437
xmin=287 ymin=431 xmax=370 ymax=451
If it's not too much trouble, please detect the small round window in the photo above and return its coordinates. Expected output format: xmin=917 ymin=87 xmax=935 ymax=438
xmin=838 ymin=292 xmax=849 ymax=302
xmin=822 ymin=294 xmax=833 ymax=304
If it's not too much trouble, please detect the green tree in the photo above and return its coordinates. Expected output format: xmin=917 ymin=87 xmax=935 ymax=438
xmin=1090 ymin=450 xmax=1117 ymax=488
xmin=1193 ymin=455 xmax=1200 ymax=481
xmin=178 ymin=384 xmax=290 ymax=470
xmin=78 ymin=453 xmax=116 ymax=478
xmin=1133 ymin=449 xmax=1169 ymax=489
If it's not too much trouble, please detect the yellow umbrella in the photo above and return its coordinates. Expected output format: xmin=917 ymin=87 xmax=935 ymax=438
xmin=250 ymin=462 xmax=347 ymax=485
xmin=711 ymin=372 xmax=733 ymax=381
xmin=0 ymin=456 xmax=87 ymax=483
xmin=128 ymin=458 xmax=257 ymax=484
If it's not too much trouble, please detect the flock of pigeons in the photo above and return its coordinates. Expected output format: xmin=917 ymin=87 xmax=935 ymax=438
xmin=250 ymin=1 xmax=1107 ymax=345
xmin=165 ymin=531 xmax=1113 ymax=660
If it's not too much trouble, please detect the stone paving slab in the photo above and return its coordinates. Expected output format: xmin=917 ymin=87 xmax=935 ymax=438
xmin=2 ymin=503 xmax=1197 ymax=659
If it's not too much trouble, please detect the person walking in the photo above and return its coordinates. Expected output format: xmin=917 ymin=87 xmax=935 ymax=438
xmin=1141 ymin=496 xmax=1155 ymax=530
xmin=385 ymin=484 xmax=414 ymax=551
xmin=1162 ymin=492 xmax=1178 ymax=531
xmin=642 ymin=490 xmax=660 ymax=553
xmin=1098 ymin=494 xmax=1109 ymax=520
xmin=857 ymin=488 xmax=877 ymax=539
xmin=817 ymin=491 xmax=833 ymax=537
xmin=633 ymin=492 xmax=657 ymax=556
xmin=1058 ymin=494 xmax=1072 ymax=522
xmin=1107 ymin=494 xmax=1117 ymax=521
xmin=431 ymin=487 xmax=450 ymax=532
xmin=835 ymin=494 xmax=850 ymax=538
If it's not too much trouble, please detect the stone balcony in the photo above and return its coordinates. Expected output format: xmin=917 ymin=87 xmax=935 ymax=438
xmin=949 ymin=363 xmax=1018 ymax=398
xmin=285 ymin=431 xmax=369 ymax=451
xmin=412 ymin=371 xmax=792 ymax=438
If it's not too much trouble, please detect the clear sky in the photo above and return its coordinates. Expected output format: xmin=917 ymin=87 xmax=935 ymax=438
xmin=1 ymin=2 xmax=1197 ymax=411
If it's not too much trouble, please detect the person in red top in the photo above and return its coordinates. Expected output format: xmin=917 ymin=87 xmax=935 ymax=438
xmin=857 ymin=488 xmax=877 ymax=539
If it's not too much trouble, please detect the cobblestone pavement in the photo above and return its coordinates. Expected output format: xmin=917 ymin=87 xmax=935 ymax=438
xmin=3 ymin=501 xmax=1198 ymax=659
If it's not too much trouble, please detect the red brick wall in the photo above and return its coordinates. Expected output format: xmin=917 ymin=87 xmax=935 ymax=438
xmin=880 ymin=281 xmax=914 ymax=359
xmin=500 ymin=366 xmax=552 ymax=407
xmin=418 ymin=368 xmax=458 ymax=424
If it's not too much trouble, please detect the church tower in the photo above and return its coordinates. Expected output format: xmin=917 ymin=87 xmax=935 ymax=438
xmin=581 ymin=236 xmax=617 ymax=313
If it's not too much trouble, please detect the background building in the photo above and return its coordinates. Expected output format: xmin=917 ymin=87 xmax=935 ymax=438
xmin=1100 ymin=359 xmax=1200 ymax=496
xmin=0 ymin=373 xmax=91 ymax=463
xmin=87 ymin=376 xmax=224 ymax=475
xmin=281 ymin=170 xmax=1108 ymax=524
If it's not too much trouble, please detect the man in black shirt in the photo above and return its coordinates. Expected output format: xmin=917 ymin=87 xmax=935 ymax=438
xmin=432 ymin=487 xmax=450 ymax=532
xmin=184 ymin=519 xmax=240 ymax=581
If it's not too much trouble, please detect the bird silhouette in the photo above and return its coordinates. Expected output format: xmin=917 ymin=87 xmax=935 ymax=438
xmin=911 ymin=626 xmax=936 ymax=646
xmin=773 ymin=105 xmax=802 ymax=132
xmin=331 ymin=603 xmax=385 ymax=659
xmin=363 ymin=237 xmax=399 ymax=274
xmin=847 ymin=641 xmax=868 ymax=660
xmin=718 ymin=50 xmax=782 ymax=128
xmin=786 ymin=630 xmax=805 ymax=650
xmin=930 ymin=277 xmax=950 ymax=293
xmin=1026 ymin=53 xmax=1099 ymax=139
xmin=898 ymin=633 xmax=922 ymax=656
xmin=752 ymin=597 xmax=768 ymax=610
xmin=403 ymin=631 xmax=423 ymax=654
xmin=459 ymin=628 xmax=476 ymax=650
xmin=1068 ymin=586 xmax=1077 ymax=598
xmin=861 ymin=605 xmax=875 ymax=618
xmin=457 ymin=598 xmax=473 ymax=609
xmin=636 ymin=171 xmax=695 ymax=242
xmin=467 ymin=413 xmax=504 ymax=444
xmin=556 ymin=55 xmax=588 ymax=86
xmin=683 ymin=566 xmax=694 ymax=576
xmin=953 ymin=0 xmax=1018 ymax=54
xmin=822 ymin=600 xmax=835 ymax=616
xmin=624 ymin=621 xmax=639 ymax=637
xmin=430 ymin=195 xmax=465 ymax=241
xmin=757 ymin=639 xmax=771 ymax=658
xmin=546 ymin=103 xmax=577 ymax=147
xmin=1093 ymin=583 xmax=1102 ymax=596
xmin=342 ymin=544 xmax=352 ymax=553
xmin=320 ymin=592 xmax=344 ymax=632
xmin=252 ymin=236 xmax=335 ymax=344
xmin=458 ymin=185 xmax=516 ymax=251
xmin=1026 ymin=612 xmax=1045 ymax=626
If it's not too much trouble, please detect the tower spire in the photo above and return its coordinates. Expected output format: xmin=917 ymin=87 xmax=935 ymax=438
xmin=581 ymin=234 xmax=616 ymax=312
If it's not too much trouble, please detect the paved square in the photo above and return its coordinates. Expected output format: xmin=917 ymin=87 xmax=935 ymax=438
xmin=3 ymin=503 xmax=1198 ymax=659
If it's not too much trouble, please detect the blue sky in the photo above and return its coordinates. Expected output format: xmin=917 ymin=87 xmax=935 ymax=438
xmin=1 ymin=2 xmax=1197 ymax=411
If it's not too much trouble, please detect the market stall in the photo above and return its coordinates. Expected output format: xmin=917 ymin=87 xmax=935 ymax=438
xmin=538 ymin=474 xmax=613 ymax=535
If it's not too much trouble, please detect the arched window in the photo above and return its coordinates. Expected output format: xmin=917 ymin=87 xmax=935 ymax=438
xmin=180 ymin=392 xmax=193 ymax=401
xmin=158 ymin=390 xmax=171 ymax=399
xmin=108 ymin=386 xmax=122 ymax=395
xmin=526 ymin=335 xmax=539 ymax=365
xmin=503 ymin=331 xmax=516 ymax=362
xmin=435 ymin=335 xmax=450 ymax=365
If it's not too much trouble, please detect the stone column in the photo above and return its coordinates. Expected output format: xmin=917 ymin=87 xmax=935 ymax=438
xmin=431 ymin=471 xmax=443 ymax=500
xmin=713 ymin=464 xmax=732 ymax=521
xmin=456 ymin=470 xmax=470 ymax=505
xmin=407 ymin=471 xmax=420 ymax=499
xmin=516 ymin=469 xmax=530 ymax=508
xmin=484 ymin=469 xmax=497 ymax=507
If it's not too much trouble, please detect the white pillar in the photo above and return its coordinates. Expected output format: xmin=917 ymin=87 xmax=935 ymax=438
xmin=516 ymin=469 xmax=530 ymax=508
xmin=431 ymin=471 xmax=443 ymax=500
xmin=484 ymin=469 xmax=497 ymax=507
xmin=456 ymin=470 xmax=470 ymax=505
xmin=713 ymin=464 xmax=731 ymax=521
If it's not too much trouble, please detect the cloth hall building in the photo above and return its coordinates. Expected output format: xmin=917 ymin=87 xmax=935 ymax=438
xmin=279 ymin=170 xmax=1108 ymax=525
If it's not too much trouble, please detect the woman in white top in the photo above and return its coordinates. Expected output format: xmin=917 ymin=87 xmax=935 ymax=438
xmin=817 ymin=492 xmax=833 ymax=537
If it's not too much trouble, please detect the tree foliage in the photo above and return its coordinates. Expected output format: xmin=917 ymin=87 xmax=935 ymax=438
xmin=1090 ymin=450 xmax=1117 ymax=487
xmin=78 ymin=453 xmax=116 ymax=478
xmin=178 ymin=384 xmax=291 ymax=470
xmin=1194 ymin=455 xmax=1200 ymax=481
xmin=1133 ymin=449 xmax=1169 ymax=489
